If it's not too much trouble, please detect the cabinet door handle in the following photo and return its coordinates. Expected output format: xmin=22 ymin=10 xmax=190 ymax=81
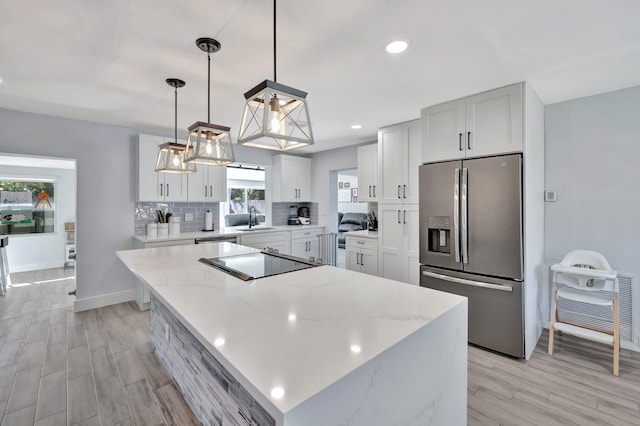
xmin=210 ymin=185 xmax=213 ymax=198
xmin=369 ymin=186 xmax=372 ymax=197
xmin=403 ymin=184 xmax=407 ymax=199
xmin=357 ymin=241 xmax=364 ymax=245
xmin=204 ymin=185 xmax=207 ymax=197
xmin=360 ymin=253 xmax=364 ymax=267
xmin=403 ymin=210 xmax=406 ymax=224
xmin=373 ymin=186 xmax=376 ymax=197
xmin=467 ymin=131 xmax=471 ymax=150
xmin=397 ymin=185 xmax=401 ymax=199
xmin=397 ymin=210 xmax=401 ymax=223
xmin=459 ymin=133 xmax=463 ymax=151
xmin=160 ymin=183 xmax=163 ymax=196
xmin=356 ymin=253 xmax=360 ymax=265
xmin=166 ymin=184 xmax=169 ymax=197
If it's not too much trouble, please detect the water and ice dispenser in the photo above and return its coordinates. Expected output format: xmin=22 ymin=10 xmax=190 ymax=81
xmin=426 ymin=216 xmax=451 ymax=254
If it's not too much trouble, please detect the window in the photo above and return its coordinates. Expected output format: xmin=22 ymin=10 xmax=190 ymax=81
xmin=228 ymin=188 xmax=265 ymax=214
xmin=0 ymin=178 xmax=56 ymax=235
xmin=222 ymin=165 xmax=266 ymax=226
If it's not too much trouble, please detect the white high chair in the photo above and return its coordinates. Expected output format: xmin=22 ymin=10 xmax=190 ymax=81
xmin=548 ymin=250 xmax=619 ymax=375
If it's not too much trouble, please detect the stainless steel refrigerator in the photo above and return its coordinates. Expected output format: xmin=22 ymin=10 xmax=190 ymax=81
xmin=419 ymin=153 xmax=524 ymax=357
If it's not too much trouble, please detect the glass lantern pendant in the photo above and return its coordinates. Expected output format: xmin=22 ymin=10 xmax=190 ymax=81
xmin=237 ymin=0 xmax=314 ymax=151
xmin=155 ymin=78 xmax=196 ymax=174
xmin=184 ymin=38 xmax=235 ymax=166
xmin=238 ymin=80 xmax=313 ymax=151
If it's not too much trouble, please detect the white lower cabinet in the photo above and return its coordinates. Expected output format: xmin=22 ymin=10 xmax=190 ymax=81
xmin=239 ymin=232 xmax=291 ymax=255
xmin=378 ymin=204 xmax=419 ymax=285
xmin=290 ymin=227 xmax=323 ymax=261
xmin=345 ymin=235 xmax=378 ymax=276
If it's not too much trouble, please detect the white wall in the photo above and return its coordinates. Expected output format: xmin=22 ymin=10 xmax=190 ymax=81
xmin=312 ymin=143 xmax=373 ymax=231
xmin=545 ymin=85 xmax=640 ymax=278
xmin=0 ymin=162 xmax=76 ymax=272
xmin=0 ymin=107 xmax=280 ymax=309
xmin=0 ymin=108 xmax=139 ymax=307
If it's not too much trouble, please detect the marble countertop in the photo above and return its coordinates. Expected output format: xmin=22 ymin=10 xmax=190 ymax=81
xmin=344 ymin=229 xmax=378 ymax=239
xmin=133 ymin=225 xmax=323 ymax=244
xmin=116 ymin=242 xmax=466 ymax=416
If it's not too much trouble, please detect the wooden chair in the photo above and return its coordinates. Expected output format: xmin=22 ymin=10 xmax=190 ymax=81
xmin=548 ymin=250 xmax=619 ymax=375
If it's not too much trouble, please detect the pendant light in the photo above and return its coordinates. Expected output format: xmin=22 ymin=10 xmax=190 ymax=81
xmin=237 ymin=0 xmax=314 ymax=151
xmin=155 ymin=78 xmax=197 ymax=174
xmin=184 ymin=38 xmax=235 ymax=166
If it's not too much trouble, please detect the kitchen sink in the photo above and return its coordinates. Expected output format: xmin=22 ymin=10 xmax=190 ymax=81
xmin=238 ymin=226 xmax=275 ymax=232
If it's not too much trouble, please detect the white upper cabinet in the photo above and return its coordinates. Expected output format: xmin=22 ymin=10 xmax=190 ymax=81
xmin=272 ymin=155 xmax=312 ymax=202
xmin=357 ymin=144 xmax=378 ymax=202
xmin=136 ymin=134 xmax=187 ymax=202
xmin=378 ymin=119 xmax=421 ymax=205
xmin=421 ymin=83 xmax=523 ymax=163
xmin=187 ymin=164 xmax=227 ymax=202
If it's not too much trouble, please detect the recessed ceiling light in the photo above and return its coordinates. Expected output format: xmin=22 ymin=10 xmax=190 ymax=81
xmin=271 ymin=387 xmax=285 ymax=399
xmin=214 ymin=337 xmax=225 ymax=347
xmin=351 ymin=124 xmax=362 ymax=130
xmin=288 ymin=313 xmax=297 ymax=322
xmin=350 ymin=344 xmax=362 ymax=354
xmin=385 ymin=40 xmax=408 ymax=54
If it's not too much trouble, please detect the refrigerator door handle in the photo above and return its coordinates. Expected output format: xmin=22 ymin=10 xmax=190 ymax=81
xmin=461 ymin=167 xmax=468 ymax=264
xmin=454 ymin=168 xmax=460 ymax=263
xmin=422 ymin=270 xmax=513 ymax=292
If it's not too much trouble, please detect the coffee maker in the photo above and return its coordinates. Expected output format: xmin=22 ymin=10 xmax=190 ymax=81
xmin=287 ymin=205 xmax=301 ymax=225
xmin=297 ymin=206 xmax=310 ymax=225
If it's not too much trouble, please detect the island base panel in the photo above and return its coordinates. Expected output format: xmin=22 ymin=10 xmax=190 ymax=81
xmin=150 ymin=295 xmax=276 ymax=426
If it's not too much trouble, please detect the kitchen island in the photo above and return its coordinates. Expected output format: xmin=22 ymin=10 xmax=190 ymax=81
xmin=116 ymin=242 xmax=467 ymax=426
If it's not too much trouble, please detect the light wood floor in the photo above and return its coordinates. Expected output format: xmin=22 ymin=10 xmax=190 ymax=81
xmin=1 ymin=268 xmax=639 ymax=425
xmin=0 ymin=268 xmax=198 ymax=426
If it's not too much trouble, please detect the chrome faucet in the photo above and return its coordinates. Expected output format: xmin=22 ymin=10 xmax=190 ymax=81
xmin=249 ymin=205 xmax=257 ymax=229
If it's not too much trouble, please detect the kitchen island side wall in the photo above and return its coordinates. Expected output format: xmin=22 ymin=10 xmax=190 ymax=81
xmin=151 ymin=294 xmax=276 ymax=426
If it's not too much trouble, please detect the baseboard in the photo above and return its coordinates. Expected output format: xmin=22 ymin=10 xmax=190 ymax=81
xmin=10 ymin=262 xmax=66 ymax=273
xmin=73 ymin=289 xmax=135 ymax=312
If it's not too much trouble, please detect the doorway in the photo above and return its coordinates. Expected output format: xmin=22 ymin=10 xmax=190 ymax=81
xmin=0 ymin=153 xmax=77 ymax=293
xmin=332 ymin=168 xmax=368 ymax=268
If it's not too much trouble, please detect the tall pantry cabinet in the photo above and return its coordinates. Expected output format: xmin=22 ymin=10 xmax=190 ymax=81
xmin=377 ymin=119 xmax=421 ymax=285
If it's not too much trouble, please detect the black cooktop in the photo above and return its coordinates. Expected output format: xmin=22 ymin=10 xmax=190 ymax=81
xmin=199 ymin=251 xmax=318 ymax=281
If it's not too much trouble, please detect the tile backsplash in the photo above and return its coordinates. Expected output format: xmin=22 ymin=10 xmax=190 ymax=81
xmin=135 ymin=201 xmax=319 ymax=235
xmin=135 ymin=202 xmax=220 ymax=235
xmin=271 ymin=202 xmax=318 ymax=226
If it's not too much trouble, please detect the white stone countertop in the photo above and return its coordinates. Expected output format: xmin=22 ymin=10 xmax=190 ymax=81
xmin=116 ymin=242 xmax=466 ymax=417
xmin=343 ymin=229 xmax=378 ymax=239
xmin=133 ymin=225 xmax=323 ymax=244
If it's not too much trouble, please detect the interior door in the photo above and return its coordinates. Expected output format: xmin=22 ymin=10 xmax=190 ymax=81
xmin=462 ymin=154 xmax=523 ymax=280
xmin=418 ymin=161 xmax=463 ymax=271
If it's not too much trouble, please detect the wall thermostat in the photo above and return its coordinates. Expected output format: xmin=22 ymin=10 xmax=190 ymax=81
xmin=544 ymin=190 xmax=557 ymax=202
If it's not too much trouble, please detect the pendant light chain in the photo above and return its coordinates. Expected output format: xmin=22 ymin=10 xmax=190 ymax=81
xmin=273 ymin=0 xmax=277 ymax=83
xmin=207 ymin=52 xmax=211 ymax=122
xmin=174 ymin=85 xmax=178 ymax=143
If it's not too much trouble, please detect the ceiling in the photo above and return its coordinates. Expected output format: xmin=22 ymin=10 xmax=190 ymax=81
xmin=1 ymin=0 xmax=639 ymax=154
